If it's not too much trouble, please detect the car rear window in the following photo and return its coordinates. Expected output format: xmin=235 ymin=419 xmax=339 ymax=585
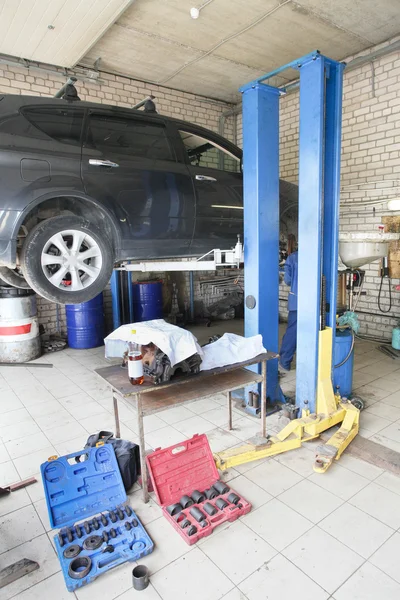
xmin=22 ymin=106 xmax=84 ymax=146
xmin=86 ymin=114 xmax=174 ymax=161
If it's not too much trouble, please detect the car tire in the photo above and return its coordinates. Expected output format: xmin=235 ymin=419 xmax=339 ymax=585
xmin=0 ymin=267 xmax=31 ymax=289
xmin=21 ymin=215 xmax=114 ymax=305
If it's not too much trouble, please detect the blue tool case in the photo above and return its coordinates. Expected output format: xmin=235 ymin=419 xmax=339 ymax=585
xmin=41 ymin=445 xmax=154 ymax=592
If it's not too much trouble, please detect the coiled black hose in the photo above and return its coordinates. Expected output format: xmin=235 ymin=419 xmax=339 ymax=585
xmin=378 ymin=275 xmax=392 ymax=313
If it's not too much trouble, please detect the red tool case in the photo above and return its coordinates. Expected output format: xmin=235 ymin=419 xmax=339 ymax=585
xmin=146 ymin=434 xmax=251 ymax=545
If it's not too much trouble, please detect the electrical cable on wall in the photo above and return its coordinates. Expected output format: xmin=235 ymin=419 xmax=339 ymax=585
xmin=378 ymin=275 xmax=392 ymax=313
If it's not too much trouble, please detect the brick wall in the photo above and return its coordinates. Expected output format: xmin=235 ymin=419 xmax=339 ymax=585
xmin=0 ymin=62 xmax=237 ymax=334
xmin=237 ymin=36 xmax=400 ymax=340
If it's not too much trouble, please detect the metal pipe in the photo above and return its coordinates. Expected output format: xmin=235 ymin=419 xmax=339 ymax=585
xmin=218 ymin=106 xmax=241 ymax=169
xmin=127 ymin=270 xmax=134 ymax=323
xmin=132 ymin=95 xmax=155 ymax=110
xmin=189 ymin=271 xmax=195 ymax=321
xmin=54 ymin=77 xmax=77 ymax=98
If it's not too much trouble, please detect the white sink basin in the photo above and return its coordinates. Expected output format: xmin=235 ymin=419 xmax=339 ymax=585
xmin=339 ymin=232 xmax=400 ymax=268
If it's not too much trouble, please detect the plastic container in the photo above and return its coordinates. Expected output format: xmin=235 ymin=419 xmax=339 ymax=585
xmin=333 ymin=328 xmax=354 ymax=398
xmin=0 ymin=286 xmax=41 ymax=362
xmin=132 ymin=281 xmax=163 ymax=322
xmin=66 ymin=293 xmax=104 ymax=349
xmin=146 ymin=434 xmax=251 ymax=546
xmin=392 ymin=325 xmax=400 ymax=350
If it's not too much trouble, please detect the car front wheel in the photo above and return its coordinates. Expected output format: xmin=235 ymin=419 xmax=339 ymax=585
xmin=21 ymin=215 xmax=114 ymax=304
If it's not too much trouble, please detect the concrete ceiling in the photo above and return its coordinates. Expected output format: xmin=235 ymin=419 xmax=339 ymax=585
xmin=2 ymin=0 xmax=400 ymax=102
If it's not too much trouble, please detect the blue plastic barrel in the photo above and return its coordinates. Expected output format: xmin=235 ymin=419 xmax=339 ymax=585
xmin=392 ymin=325 xmax=400 ymax=350
xmin=333 ymin=328 xmax=354 ymax=397
xmin=66 ymin=293 xmax=105 ymax=349
xmin=132 ymin=281 xmax=163 ymax=322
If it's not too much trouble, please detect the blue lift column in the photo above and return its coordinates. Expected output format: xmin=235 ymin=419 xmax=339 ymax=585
xmin=241 ymin=81 xmax=282 ymax=408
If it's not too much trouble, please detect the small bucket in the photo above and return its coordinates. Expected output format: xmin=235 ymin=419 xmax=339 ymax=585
xmin=132 ymin=565 xmax=149 ymax=591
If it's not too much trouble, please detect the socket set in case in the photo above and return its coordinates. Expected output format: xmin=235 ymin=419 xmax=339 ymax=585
xmin=41 ymin=445 xmax=153 ymax=591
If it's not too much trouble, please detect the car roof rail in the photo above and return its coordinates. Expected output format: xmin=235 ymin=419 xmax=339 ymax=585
xmin=132 ymin=95 xmax=157 ymax=113
xmin=54 ymin=77 xmax=81 ymax=102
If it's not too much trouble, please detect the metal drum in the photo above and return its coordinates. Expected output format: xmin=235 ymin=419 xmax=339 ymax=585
xmin=132 ymin=281 xmax=163 ymax=322
xmin=0 ymin=286 xmax=41 ymax=363
xmin=66 ymin=293 xmax=105 ymax=349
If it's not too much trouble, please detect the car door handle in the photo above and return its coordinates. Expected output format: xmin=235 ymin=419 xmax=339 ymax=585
xmin=195 ymin=174 xmax=217 ymax=182
xmin=89 ymin=159 xmax=119 ymax=168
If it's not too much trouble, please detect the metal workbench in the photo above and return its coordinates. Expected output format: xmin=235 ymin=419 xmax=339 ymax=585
xmin=96 ymin=351 xmax=277 ymax=502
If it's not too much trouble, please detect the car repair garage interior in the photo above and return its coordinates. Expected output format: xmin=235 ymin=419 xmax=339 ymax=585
xmin=3 ymin=1 xmax=400 ymax=598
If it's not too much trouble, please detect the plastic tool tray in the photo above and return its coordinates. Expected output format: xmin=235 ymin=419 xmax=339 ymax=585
xmin=41 ymin=445 xmax=153 ymax=592
xmin=146 ymin=433 xmax=251 ymax=545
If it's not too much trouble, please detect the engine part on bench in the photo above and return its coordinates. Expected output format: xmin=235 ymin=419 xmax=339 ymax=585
xmin=216 ymin=498 xmax=229 ymax=510
xmin=75 ymin=524 xmax=82 ymax=538
xmin=110 ymin=528 xmax=117 ymax=538
xmin=238 ymin=503 xmax=243 ymax=509
xmin=125 ymin=521 xmax=132 ymax=531
xmin=117 ymin=507 xmax=124 ymax=520
xmin=204 ymin=487 xmax=218 ymax=500
xmin=142 ymin=343 xmax=202 ymax=385
xmin=187 ymin=525 xmax=197 ymax=536
xmin=125 ymin=505 xmax=132 ymax=517
xmin=132 ymin=519 xmax=138 ymax=528
xmin=68 ymin=556 xmax=92 ymax=580
xmin=100 ymin=514 xmax=108 ymax=527
xmin=109 ymin=510 xmax=117 ymax=523
xmin=102 ymin=544 xmax=115 ymax=554
xmin=63 ymin=544 xmax=81 ymax=559
xmin=181 ymin=518 xmax=191 ymax=529
xmin=212 ymin=481 xmax=230 ymax=495
xmin=189 ymin=506 xmax=207 ymax=522
xmin=227 ymin=492 xmax=240 ymax=505
xmin=191 ymin=490 xmax=205 ymax=504
xmin=203 ymin=502 xmax=217 ymax=516
xmin=83 ymin=521 xmax=91 ymax=534
xmin=92 ymin=517 xmax=99 ymax=530
xmin=166 ymin=503 xmax=182 ymax=517
xmin=58 ymin=532 xmax=65 ymax=547
xmin=103 ymin=530 xmax=109 ymax=543
xmin=66 ymin=527 xmax=73 ymax=543
xmin=179 ymin=494 xmax=193 ymax=509
xmin=83 ymin=535 xmax=103 ymax=551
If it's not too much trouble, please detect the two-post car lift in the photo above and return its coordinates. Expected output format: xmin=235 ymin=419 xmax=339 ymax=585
xmin=214 ymin=51 xmax=360 ymax=473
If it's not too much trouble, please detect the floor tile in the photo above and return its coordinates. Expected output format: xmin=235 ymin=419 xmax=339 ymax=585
xmin=377 ymin=420 xmax=400 ymax=443
xmin=359 ymin=412 xmax=392 ymax=434
xmin=26 ymin=475 xmax=46 ymax=503
xmin=45 ymin=421 xmax=87 ymax=444
xmin=0 ymin=534 xmax=60 ymax=600
xmin=349 ymin=482 xmax=400 ymax=528
xmin=6 ymin=432 xmax=53 ymax=459
xmin=333 ymin=562 xmax=400 ymax=600
xmin=145 ymin=425 xmax=187 ymax=449
xmin=173 ymin=415 xmax=215 ymax=437
xmin=0 ymin=407 xmax=33 ymax=428
xmin=27 ymin=400 xmax=66 ymax=419
xmin=364 ymin=401 xmax=400 ymax=421
xmin=15 ymin=384 xmax=55 ymax=406
xmin=157 ymin=405 xmax=194 ymax=425
xmin=374 ymin=471 xmax=400 ymax=496
xmin=220 ymin=589 xmax=248 ymax=600
xmin=381 ymin=389 xmax=400 ymax=407
xmin=243 ymin=498 xmax=313 ymax=551
xmin=14 ymin=445 xmax=58 ymax=479
xmin=75 ymin=559 xmax=141 ymax=600
xmin=0 ymin=442 xmax=10 ymax=464
xmin=0 ymin=487 xmax=31 ymax=517
xmin=282 ymin=527 xmax=363 ymax=594
xmin=202 ymin=406 xmax=241 ymax=428
xmin=233 ymin=455 xmax=270 ymax=474
xmin=34 ymin=497 xmax=52 ymax=531
xmin=246 ymin=459 xmax=302 ymax=497
xmin=54 ymin=435 xmax=89 ymax=456
xmin=126 ymin=491 xmax=163 ymax=526
xmin=337 ymin=454 xmax=383 ymax=480
xmin=352 ymin=383 xmax=391 ymax=402
xmin=228 ymin=474 xmax=273 ymax=509
xmin=228 ymin=416 xmax=262 ymax=441
xmin=353 ymin=372 xmax=382 ymax=388
xmin=0 ymin=460 xmax=20 ymax=486
xmin=206 ymin=427 xmax=243 ymax=453
xmin=369 ymin=378 xmax=400 ymax=394
xmin=201 ymin=520 xmax=276 ymax=584
xmin=187 ymin=398 xmax=220 ymax=414
xmin=239 ymin=553 xmax=328 ymax=600
xmin=151 ymin=547 xmax=232 ymax=600
xmin=125 ymin=414 xmax=168 ymax=435
xmin=117 ymin=582 xmax=163 ymax=599
xmin=319 ymin=502 xmax=393 ymax=558
xmin=278 ymin=479 xmax=343 ymax=523
xmin=358 ymin=360 xmax=400 ymax=377
xmin=369 ymin=532 xmax=400 ymax=583
xmin=308 ymin=463 xmax=370 ymax=501
xmin=12 ymin=571 xmax=71 ymax=600
xmin=0 ymin=419 xmax=41 ymax=443
xmin=274 ymin=445 xmax=317 ymax=477
xmin=1 ymin=504 xmax=45 ymax=552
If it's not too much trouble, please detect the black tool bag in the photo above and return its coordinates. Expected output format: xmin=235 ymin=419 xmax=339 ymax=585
xmin=81 ymin=431 xmax=140 ymax=491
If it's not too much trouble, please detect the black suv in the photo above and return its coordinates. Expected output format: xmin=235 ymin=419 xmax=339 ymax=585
xmin=0 ymin=94 xmax=297 ymax=304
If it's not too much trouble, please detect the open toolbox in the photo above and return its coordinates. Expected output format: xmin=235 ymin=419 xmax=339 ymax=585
xmin=41 ymin=445 xmax=154 ymax=592
xmin=146 ymin=433 xmax=251 ymax=545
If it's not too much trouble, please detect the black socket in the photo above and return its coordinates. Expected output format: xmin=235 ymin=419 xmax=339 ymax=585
xmin=227 ymin=492 xmax=240 ymax=505
xmin=216 ymin=498 xmax=229 ymax=510
xmin=66 ymin=528 xmax=73 ymax=543
xmin=204 ymin=488 xmax=218 ymax=500
xmin=212 ymin=480 xmax=230 ymax=495
xmin=109 ymin=511 xmax=117 ymax=523
xmin=189 ymin=506 xmax=207 ymax=522
xmin=179 ymin=494 xmax=194 ymax=509
xmin=100 ymin=514 xmax=108 ymax=526
xmin=103 ymin=530 xmax=109 ymax=543
xmin=117 ymin=508 xmax=124 ymax=520
xmin=200 ymin=520 xmax=208 ymax=528
xmin=125 ymin=521 xmax=132 ymax=531
xmin=166 ymin=503 xmax=183 ymax=517
xmin=75 ymin=524 xmax=82 ymax=538
xmin=187 ymin=525 xmax=197 ymax=536
xmin=92 ymin=517 xmax=99 ymax=530
xmin=191 ymin=490 xmax=205 ymax=504
xmin=132 ymin=519 xmax=139 ymax=528
xmin=63 ymin=544 xmax=81 ymax=559
xmin=110 ymin=528 xmax=117 ymax=538
xmin=203 ymin=502 xmax=217 ymax=516
xmin=58 ymin=532 xmax=65 ymax=547
xmin=125 ymin=505 xmax=132 ymax=516
xmin=68 ymin=556 xmax=92 ymax=580
xmin=181 ymin=518 xmax=191 ymax=529
xmin=84 ymin=521 xmax=91 ymax=534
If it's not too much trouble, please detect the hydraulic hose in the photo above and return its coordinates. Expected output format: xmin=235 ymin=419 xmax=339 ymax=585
xmin=334 ymin=327 xmax=355 ymax=369
xmin=378 ymin=275 xmax=392 ymax=313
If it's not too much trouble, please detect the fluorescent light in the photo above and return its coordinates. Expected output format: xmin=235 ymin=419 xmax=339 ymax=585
xmin=387 ymin=198 xmax=400 ymax=211
xmin=211 ymin=205 xmax=243 ymax=210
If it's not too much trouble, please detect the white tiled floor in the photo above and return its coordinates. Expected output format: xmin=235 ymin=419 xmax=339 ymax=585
xmin=1 ymin=338 xmax=400 ymax=599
